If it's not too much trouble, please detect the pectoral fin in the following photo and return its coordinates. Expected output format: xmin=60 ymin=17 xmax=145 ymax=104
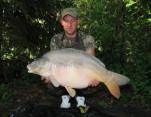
xmin=51 ymin=78 xmax=60 ymax=87
xmin=65 ymin=86 xmax=76 ymax=97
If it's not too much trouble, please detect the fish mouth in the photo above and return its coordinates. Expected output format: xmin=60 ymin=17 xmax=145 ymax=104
xmin=27 ymin=65 xmax=32 ymax=73
xmin=28 ymin=70 xmax=32 ymax=73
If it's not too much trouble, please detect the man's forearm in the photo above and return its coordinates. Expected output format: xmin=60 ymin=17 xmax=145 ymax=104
xmin=85 ymin=48 xmax=95 ymax=56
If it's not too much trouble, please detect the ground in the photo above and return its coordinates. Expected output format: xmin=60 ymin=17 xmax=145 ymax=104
xmin=0 ymin=79 xmax=151 ymax=117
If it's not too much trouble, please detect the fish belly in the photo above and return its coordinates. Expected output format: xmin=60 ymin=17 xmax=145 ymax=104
xmin=52 ymin=66 xmax=93 ymax=89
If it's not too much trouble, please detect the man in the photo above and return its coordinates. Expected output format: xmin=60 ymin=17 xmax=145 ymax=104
xmin=41 ymin=7 xmax=99 ymax=108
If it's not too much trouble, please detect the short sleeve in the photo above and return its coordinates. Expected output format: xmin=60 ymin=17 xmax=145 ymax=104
xmin=50 ymin=34 xmax=63 ymax=51
xmin=83 ymin=35 xmax=96 ymax=49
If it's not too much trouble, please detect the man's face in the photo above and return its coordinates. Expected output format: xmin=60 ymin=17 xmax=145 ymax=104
xmin=60 ymin=15 xmax=79 ymax=35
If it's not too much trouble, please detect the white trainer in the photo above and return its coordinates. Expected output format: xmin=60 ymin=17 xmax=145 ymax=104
xmin=76 ymin=96 xmax=87 ymax=107
xmin=60 ymin=95 xmax=71 ymax=109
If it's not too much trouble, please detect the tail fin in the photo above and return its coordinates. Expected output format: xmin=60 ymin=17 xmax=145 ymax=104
xmin=107 ymin=71 xmax=130 ymax=86
xmin=91 ymin=68 xmax=121 ymax=99
xmin=82 ymin=65 xmax=129 ymax=99
xmin=103 ymin=71 xmax=130 ymax=99
xmin=104 ymin=78 xmax=120 ymax=99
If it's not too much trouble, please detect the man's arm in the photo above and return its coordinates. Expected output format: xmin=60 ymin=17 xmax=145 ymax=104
xmin=84 ymin=35 xmax=100 ymax=87
xmin=85 ymin=48 xmax=95 ymax=56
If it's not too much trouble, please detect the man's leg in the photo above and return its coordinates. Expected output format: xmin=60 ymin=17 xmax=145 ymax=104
xmin=59 ymin=86 xmax=71 ymax=109
xmin=75 ymin=89 xmax=87 ymax=107
xmin=60 ymin=88 xmax=87 ymax=108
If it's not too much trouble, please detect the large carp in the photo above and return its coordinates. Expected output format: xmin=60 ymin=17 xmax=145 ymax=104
xmin=27 ymin=48 xmax=130 ymax=99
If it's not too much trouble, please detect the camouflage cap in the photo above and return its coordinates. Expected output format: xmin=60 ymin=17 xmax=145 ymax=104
xmin=61 ymin=8 xmax=79 ymax=18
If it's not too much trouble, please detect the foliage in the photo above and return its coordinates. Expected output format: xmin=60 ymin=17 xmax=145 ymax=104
xmin=0 ymin=0 xmax=151 ymax=110
xmin=73 ymin=0 xmax=151 ymax=108
xmin=1 ymin=0 xmax=73 ymax=81
xmin=0 ymin=84 xmax=14 ymax=106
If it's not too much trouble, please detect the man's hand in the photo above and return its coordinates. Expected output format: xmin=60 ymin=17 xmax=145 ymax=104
xmin=41 ymin=76 xmax=51 ymax=83
xmin=88 ymin=80 xmax=100 ymax=87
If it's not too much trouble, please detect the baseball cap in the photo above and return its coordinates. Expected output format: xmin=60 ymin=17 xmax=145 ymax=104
xmin=61 ymin=8 xmax=79 ymax=18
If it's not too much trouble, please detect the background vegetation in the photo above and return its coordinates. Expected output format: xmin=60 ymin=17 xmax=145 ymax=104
xmin=1 ymin=0 xmax=151 ymax=114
